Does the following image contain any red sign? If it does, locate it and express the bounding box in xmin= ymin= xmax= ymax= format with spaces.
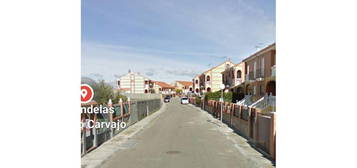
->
xmin=81 ymin=84 xmax=94 ymax=103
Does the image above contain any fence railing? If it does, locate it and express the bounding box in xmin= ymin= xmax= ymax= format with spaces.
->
xmin=189 ymin=97 xmax=276 ymax=160
xmin=81 ymin=98 xmax=162 ymax=156
xmin=247 ymin=69 xmax=264 ymax=81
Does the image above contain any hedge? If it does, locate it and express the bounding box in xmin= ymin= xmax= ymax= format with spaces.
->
xmin=204 ymin=91 xmax=233 ymax=103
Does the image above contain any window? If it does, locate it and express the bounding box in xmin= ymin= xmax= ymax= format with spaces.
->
xmin=195 ymin=79 xmax=198 ymax=84
xmin=254 ymin=61 xmax=257 ymax=79
xmin=271 ymin=50 xmax=276 ymax=66
xmin=237 ymin=70 xmax=242 ymax=78
xmin=260 ymin=85 xmax=264 ymax=96
xmin=246 ymin=65 xmax=250 ymax=80
xmin=206 ymin=75 xmax=210 ymax=81
xmin=261 ymin=57 xmax=265 ymax=77
xmin=253 ymin=86 xmax=256 ymax=95
xmin=117 ymin=80 xmax=120 ymax=86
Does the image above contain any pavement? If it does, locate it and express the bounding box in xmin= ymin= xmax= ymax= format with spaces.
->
xmin=83 ymin=98 xmax=275 ymax=168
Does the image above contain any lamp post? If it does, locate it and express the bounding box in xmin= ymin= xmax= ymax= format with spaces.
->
xmin=200 ymin=85 xmax=205 ymax=108
xmin=219 ymin=84 xmax=230 ymax=121
xmin=220 ymin=84 xmax=225 ymax=121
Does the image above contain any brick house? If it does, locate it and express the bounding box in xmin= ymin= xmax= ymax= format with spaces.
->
xmin=242 ymin=43 xmax=276 ymax=100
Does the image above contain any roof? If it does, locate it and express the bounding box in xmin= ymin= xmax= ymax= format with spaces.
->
xmin=202 ymin=60 xmax=234 ymax=74
xmin=154 ymin=81 xmax=175 ymax=89
xmin=192 ymin=60 xmax=235 ymax=80
xmin=242 ymin=43 xmax=276 ymax=62
xmin=176 ymin=81 xmax=193 ymax=87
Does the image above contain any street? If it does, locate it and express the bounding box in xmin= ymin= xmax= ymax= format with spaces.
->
xmin=101 ymin=98 xmax=274 ymax=168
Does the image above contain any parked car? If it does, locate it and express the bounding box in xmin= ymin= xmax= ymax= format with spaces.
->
xmin=164 ymin=95 xmax=171 ymax=103
xmin=181 ymin=97 xmax=189 ymax=104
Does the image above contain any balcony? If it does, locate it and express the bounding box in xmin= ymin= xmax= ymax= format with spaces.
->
xmin=246 ymin=69 xmax=265 ymax=81
xmin=256 ymin=69 xmax=264 ymax=81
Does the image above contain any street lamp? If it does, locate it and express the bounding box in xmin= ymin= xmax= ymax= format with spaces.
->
xmin=219 ymin=84 xmax=230 ymax=121
xmin=220 ymin=84 xmax=225 ymax=121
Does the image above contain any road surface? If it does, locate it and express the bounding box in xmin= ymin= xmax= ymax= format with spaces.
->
xmin=101 ymin=98 xmax=274 ymax=168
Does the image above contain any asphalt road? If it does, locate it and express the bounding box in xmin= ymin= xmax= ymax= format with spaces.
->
xmin=101 ymin=98 xmax=274 ymax=168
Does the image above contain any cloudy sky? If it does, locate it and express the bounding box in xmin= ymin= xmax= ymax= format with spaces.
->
xmin=82 ymin=0 xmax=275 ymax=84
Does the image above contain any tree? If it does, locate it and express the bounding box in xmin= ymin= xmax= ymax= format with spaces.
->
xmin=81 ymin=77 xmax=127 ymax=105
xmin=92 ymin=80 xmax=114 ymax=104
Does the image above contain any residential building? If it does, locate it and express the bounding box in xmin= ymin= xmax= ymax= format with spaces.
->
xmin=153 ymin=81 xmax=175 ymax=95
xmin=192 ymin=75 xmax=200 ymax=95
xmin=221 ymin=62 xmax=246 ymax=101
xmin=116 ymin=70 xmax=154 ymax=94
xmin=196 ymin=60 xmax=235 ymax=94
xmin=242 ymin=43 xmax=276 ymax=100
xmin=174 ymin=81 xmax=193 ymax=95
xmin=221 ymin=62 xmax=246 ymax=89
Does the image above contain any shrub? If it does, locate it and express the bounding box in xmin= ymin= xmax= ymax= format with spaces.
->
xmin=204 ymin=91 xmax=233 ymax=103
xmin=195 ymin=96 xmax=201 ymax=105
xmin=175 ymin=89 xmax=183 ymax=94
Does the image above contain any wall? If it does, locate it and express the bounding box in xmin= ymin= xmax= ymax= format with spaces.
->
xmin=189 ymin=97 xmax=276 ymax=160
xmin=122 ymin=93 xmax=161 ymax=100
xmin=81 ymin=98 xmax=162 ymax=156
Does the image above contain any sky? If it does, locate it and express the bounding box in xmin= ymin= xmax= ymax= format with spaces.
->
xmin=82 ymin=0 xmax=275 ymax=85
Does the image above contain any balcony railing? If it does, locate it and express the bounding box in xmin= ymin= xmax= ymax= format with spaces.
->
xmin=236 ymin=78 xmax=242 ymax=85
xmin=246 ymin=69 xmax=265 ymax=81
xmin=271 ymin=65 xmax=276 ymax=77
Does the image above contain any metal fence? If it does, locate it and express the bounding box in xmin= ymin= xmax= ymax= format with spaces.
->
xmin=81 ymin=98 xmax=162 ymax=156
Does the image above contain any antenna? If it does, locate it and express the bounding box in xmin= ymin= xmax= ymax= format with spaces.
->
xmin=255 ymin=43 xmax=264 ymax=51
